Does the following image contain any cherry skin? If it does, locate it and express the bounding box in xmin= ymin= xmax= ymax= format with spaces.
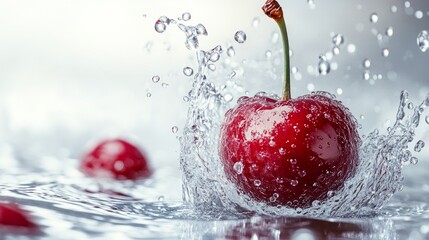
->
xmin=219 ymin=93 xmax=360 ymax=208
xmin=80 ymin=139 xmax=151 ymax=180
xmin=0 ymin=203 xmax=37 ymax=228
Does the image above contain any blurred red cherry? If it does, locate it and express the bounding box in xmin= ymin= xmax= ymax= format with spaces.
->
xmin=0 ymin=203 xmax=37 ymax=228
xmin=80 ymin=139 xmax=151 ymax=180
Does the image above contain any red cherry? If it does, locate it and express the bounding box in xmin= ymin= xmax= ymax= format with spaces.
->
xmin=219 ymin=94 xmax=359 ymax=208
xmin=218 ymin=0 xmax=360 ymax=208
xmin=80 ymin=139 xmax=151 ymax=180
xmin=0 ymin=203 xmax=37 ymax=228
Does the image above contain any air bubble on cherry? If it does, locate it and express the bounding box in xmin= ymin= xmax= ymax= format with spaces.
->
xmin=254 ymin=180 xmax=262 ymax=187
xmin=234 ymin=31 xmax=247 ymax=43
xmin=290 ymin=180 xmax=299 ymax=187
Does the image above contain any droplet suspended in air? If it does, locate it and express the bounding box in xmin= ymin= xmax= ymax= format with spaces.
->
xmin=172 ymin=126 xmax=179 ymax=133
xmin=332 ymin=33 xmax=344 ymax=46
xmin=154 ymin=20 xmax=167 ymax=33
xmin=234 ymin=31 xmax=247 ymax=43
xmin=252 ymin=17 xmax=260 ymax=28
xmin=382 ymin=48 xmax=390 ymax=57
xmin=332 ymin=46 xmax=340 ymax=55
xmin=386 ymin=27 xmax=394 ymax=37
xmin=152 ymin=75 xmax=160 ymax=83
xmin=414 ymin=140 xmax=425 ymax=152
xmin=181 ymin=12 xmax=191 ymax=21
xmin=415 ymin=11 xmax=424 ymax=19
xmin=417 ymin=30 xmax=429 ymax=52
xmin=363 ymin=58 xmax=371 ymax=68
xmin=318 ymin=58 xmax=331 ymax=75
xmin=183 ymin=67 xmax=194 ymax=76
xmin=227 ymin=46 xmax=235 ymax=57
xmin=196 ymin=24 xmax=208 ymax=35
xmin=347 ymin=44 xmax=356 ymax=53
xmin=223 ymin=93 xmax=234 ymax=102
xmin=363 ymin=70 xmax=370 ymax=80
xmin=370 ymin=13 xmax=379 ymax=23
xmin=307 ymin=0 xmax=316 ymax=9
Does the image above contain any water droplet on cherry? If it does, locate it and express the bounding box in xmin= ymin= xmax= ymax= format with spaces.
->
xmin=233 ymin=162 xmax=244 ymax=174
xmin=290 ymin=180 xmax=299 ymax=187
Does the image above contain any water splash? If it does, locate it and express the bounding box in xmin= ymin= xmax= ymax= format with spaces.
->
xmin=156 ymin=14 xmax=429 ymax=217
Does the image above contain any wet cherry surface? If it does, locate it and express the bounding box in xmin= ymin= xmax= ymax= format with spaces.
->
xmin=219 ymin=93 xmax=360 ymax=208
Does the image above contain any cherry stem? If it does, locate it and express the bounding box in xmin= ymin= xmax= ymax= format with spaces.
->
xmin=262 ymin=0 xmax=291 ymax=101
